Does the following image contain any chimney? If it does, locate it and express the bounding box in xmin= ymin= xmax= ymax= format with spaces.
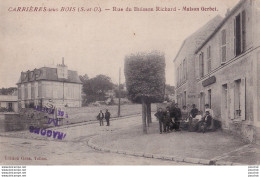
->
xmin=62 ymin=57 xmax=64 ymax=66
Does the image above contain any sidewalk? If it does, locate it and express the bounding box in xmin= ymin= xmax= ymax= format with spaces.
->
xmin=89 ymin=115 xmax=259 ymax=165
xmin=0 ymin=114 xmax=259 ymax=165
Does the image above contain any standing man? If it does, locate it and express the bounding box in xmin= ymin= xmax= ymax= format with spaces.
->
xmin=173 ymin=103 xmax=182 ymax=131
xmin=164 ymin=107 xmax=171 ymax=133
xmin=105 ymin=109 xmax=111 ymax=126
xmin=154 ymin=108 xmax=165 ymax=134
xmin=97 ymin=110 xmax=104 ymax=126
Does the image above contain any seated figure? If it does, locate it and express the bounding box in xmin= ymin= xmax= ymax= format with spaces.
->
xmin=198 ymin=111 xmax=212 ymax=133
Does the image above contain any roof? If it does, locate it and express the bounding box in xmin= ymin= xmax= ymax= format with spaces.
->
xmin=195 ymin=0 xmax=245 ymax=54
xmin=173 ymin=15 xmax=223 ymax=62
xmin=17 ymin=67 xmax=82 ymax=84
xmin=0 ymin=95 xmax=18 ymax=102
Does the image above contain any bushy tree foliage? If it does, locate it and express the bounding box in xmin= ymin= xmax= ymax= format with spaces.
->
xmin=0 ymin=87 xmax=17 ymax=95
xmin=125 ymin=52 xmax=165 ymax=103
xmin=124 ymin=51 xmax=166 ymax=133
xmin=81 ymin=74 xmax=113 ymax=104
xmin=79 ymin=74 xmax=89 ymax=83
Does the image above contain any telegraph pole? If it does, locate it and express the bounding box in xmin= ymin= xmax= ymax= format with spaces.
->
xmin=118 ymin=68 xmax=121 ymax=117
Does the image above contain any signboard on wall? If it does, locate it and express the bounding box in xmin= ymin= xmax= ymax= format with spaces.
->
xmin=202 ymin=76 xmax=216 ymax=87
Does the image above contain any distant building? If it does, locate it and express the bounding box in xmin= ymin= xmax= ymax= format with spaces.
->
xmin=0 ymin=95 xmax=18 ymax=112
xmin=173 ymin=15 xmax=223 ymax=109
xmin=17 ymin=59 xmax=82 ymax=108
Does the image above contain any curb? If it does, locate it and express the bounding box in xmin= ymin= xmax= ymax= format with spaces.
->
xmin=87 ymin=136 xmax=242 ymax=165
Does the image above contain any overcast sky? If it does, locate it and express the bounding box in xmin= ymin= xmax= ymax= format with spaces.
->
xmin=0 ymin=0 xmax=240 ymax=88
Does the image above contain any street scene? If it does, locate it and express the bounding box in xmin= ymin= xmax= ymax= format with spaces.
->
xmin=0 ymin=0 xmax=260 ymax=167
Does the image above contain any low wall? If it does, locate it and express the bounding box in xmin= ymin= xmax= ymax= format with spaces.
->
xmin=0 ymin=108 xmax=64 ymax=132
xmin=223 ymin=121 xmax=257 ymax=143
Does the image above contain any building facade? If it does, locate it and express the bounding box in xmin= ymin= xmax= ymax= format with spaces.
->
xmin=174 ymin=0 xmax=260 ymax=143
xmin=17 ymin=60 xmax=82 ymax=108
xmin=0 ymin=95 xmax=18 ymax=112
xmin=174 ymin=15 xmax=223 ymax=109
xmin=194 ymin=0 xmax=260 ymax=143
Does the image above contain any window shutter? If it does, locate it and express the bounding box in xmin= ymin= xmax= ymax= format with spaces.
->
xmin=242 ymin=10 xmax=246 ymax=52
xmin=227 ymin=84 xmax=230 ymax=119
xmin=234 ymin=18 xmax=236 ymax=56
xmin=240 ymin=78 xmax=246 ymax=120
xmin=229 ymin=83 xmax=235 ymax=120
xmin=195 ymin=55 xmax=200 ymax=79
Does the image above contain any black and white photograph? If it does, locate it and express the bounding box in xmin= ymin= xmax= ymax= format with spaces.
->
xmin=0 ymin=0 xmax=259 ymax=176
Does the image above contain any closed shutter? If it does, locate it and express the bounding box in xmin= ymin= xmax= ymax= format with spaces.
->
xmin=229 ymin=82 xmax=235 ymax=120
xmin=234 ymin=18 xmax=236 ymax=56
xmin=242 ymin=10 xmax=246 ymax=52
xmin=195 ymin=55 xmax=200 ymax=79
xmin=226 ymin=84 xmax=230 ymax=119
xmin=240 ymin=78 xmax=246 ymax=120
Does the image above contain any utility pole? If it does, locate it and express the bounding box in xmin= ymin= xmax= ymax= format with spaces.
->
xmin=118 ymin=68 xmax=121 ymax=117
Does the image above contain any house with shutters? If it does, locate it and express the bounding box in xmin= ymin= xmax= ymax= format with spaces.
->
xmin=17 ymin=59 xmax=82 ymax=108
xmin=174 ymin=15 xmax=223 ymax=109
xmin=194 ymin=0 xmax=260 ymax=143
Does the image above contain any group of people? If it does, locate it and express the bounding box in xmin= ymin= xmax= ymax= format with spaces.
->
xmin=97 ymin=109 xmax=111 ymax=126
xmin=155 ymin=103 xmax=214 ymax=134
xmin=154 ymin=103 xmax=182 ymax=134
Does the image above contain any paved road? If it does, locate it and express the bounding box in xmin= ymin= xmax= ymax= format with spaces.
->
xmin=0 ymin=117 xmax=190 ymax=165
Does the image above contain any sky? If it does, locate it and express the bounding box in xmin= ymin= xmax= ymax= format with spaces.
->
xmin=0 ymin=0 xmax=240 ymax=88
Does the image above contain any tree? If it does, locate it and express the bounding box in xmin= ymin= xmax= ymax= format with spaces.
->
xmin=82 ymin=74 xmax=114 ymax=104
xmin=165 ymin=84 xmax=175 ymax=102
xmin=113 ymin=83 xmax=128 ymax=98
xmin=165 ymin=84 xmax=175 ymax=95
xmin=124 ymin=51 xmax=166 ymax=133
xmin=79 ymin=74 xmax=89 ymax=83
xmin=0 ymin=87 xmax=17 ymax=95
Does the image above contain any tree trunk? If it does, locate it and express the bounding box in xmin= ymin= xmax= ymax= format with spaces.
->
xmin=147 ymin=103 xmax=150 ymax=127
xmin=142 ymin=98 xmax=147 ymax=133
xmin=147 ymin=102 xmax=152 ymax=124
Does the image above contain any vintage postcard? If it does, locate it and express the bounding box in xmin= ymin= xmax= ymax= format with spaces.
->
xmin=0 ymin=0 xmax=259 ymax=169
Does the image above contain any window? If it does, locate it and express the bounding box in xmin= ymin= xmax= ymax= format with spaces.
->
xmin=222 ymin=84 xmax=228 ymax=109
xmin=18 ymin=85 xmax=21 ymax=99
xmin=234 ymin=10 xmax=246 ymax=56
xmin=31 ymin=83 xmax=35 ymax=99
xmin=234 ymin=79 xmax=241 ymax=117
xmin=221 ymin=29 xmax=227 ymax=63
xmin=24 ymin=84 xmax=28 ymax=99
xmin=8 ymin=103 xmax=13 ymax=111
xmin=180 ymin=63 xmax=182 ymax=83
xmin=200 ymin=92 xmax=205 ymax=112
xmin=38 ymin=82 xmax=42 ymax=98
xmin=208 ymin=89 xmax=212 ymax=108
xmin=183 ymin=91 xmax=187 ymax=106
xmin=207 ymin=46 xmax=211 ymax=73
xmin=183 ymin=59 xmax=187 ymax=81
xmin=199 ymin=52 xmax=204 ymax=77
xmin=177 ymin=67 xmax=179 ymax=86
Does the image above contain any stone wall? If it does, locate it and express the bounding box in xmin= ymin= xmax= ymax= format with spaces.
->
xmin=1 ymin=108 xmax=65 ymax=132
